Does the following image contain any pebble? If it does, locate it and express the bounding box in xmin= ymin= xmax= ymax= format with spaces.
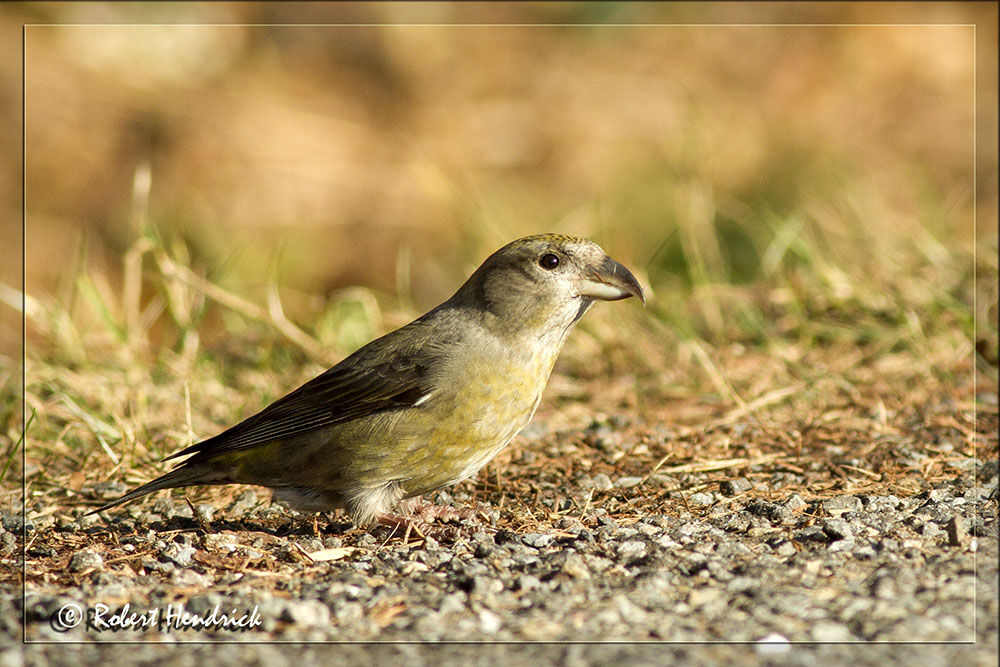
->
xmin=161 ymin=543 xmax=196 ymax=568
xmin=810 ymin=621 xmax=853 ymax=641
xmin=591 ymin=474 xmax=614 ymax=491
xmin=614 ymin=476 xmax=644 ymax=489
xmin=521 ymin=533 xmax=554 ymax=549
xmin=783 ymin=494 xmax=807 ymax=512
xmin=69 ymin=550 xmax=103 ymax=572
xmin=560 ymin=553 xmax=591 ymax=579
xmin=747 ymin=500 xmax=785 ymax=521
xmin=203 ymin=534 xmax=239 ymax=552
xmin=822 ymin=496 xmax=863 ymax=515
xmin=616 ymin=540 xmax=647 ymax=561
xmin=281 ymin=600 xmax=331 ymax=627
xmin=946 ymin=516 xmax=967 ymax=547
xmin=478 ymin=609 xmax=503 ymax=634
xmin=19 ymin=478 xmax=993 ymax=648
xmin=721 ymin=478 xmax=753 ymax=496
xmin=823 ymin=519 xmax=853 ymax=541
xmin=688 ymin=492 xmax=714 ymax=506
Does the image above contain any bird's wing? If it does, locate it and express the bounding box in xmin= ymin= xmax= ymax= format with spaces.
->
xmin=166 ymin=325 xmax=443 ymax=464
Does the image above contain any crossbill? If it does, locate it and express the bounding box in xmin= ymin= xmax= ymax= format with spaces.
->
xmin=90 ymin=234 xmax=644 ymax=525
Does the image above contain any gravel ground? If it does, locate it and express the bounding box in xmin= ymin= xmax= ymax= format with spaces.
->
xmin=2 ymin=642 xmax=999 ymax=667
xmin=7 ymin=456 xmax=996 ymax=662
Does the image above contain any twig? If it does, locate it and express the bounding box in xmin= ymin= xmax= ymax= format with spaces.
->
xmin=839 ymin=464 xmax=882 ymax=480
xmin=185 ymin=497 xmax=212 ymax=533
xmin=718 ymin=386 xmax=800 ymax=425
xmin=638 ymin=452 xmax=673 ymax=487
xmin=659 ymin=453 xmax=786 ymax=475
xmin=290 ymin=541 xmax=316 ymax=565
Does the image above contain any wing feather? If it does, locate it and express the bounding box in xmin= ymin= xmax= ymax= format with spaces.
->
xmin=166 ymin=324 xmax=444 ymax=464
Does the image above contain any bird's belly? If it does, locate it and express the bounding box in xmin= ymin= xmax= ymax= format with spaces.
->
xmin=398 ymin=351 xmax=553 ymax=496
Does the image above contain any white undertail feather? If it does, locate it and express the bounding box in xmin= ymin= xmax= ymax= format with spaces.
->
xmin=347 ymin=480 xmax=406 ymax=525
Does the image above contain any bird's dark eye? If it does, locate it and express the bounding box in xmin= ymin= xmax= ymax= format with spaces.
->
xmin=539 ymin=253 xmax=560 ymax=270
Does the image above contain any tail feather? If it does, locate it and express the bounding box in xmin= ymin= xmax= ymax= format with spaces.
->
xmin=86 ymin=464 xmax=229 ymax=515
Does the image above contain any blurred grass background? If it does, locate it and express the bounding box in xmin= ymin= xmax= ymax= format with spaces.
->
xmin=1 ymin=3 xmax=996 ymax=492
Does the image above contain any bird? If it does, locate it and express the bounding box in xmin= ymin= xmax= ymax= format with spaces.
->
xmin=89 ymin=234 xmax=644 ymax=525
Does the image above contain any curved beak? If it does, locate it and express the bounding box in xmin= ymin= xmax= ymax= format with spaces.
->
xmin=578 ymin=255 xmax=646 ymax=305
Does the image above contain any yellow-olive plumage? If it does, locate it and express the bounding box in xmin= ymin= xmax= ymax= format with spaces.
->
xmin=91 ymin=234 xmax=644 ymax=524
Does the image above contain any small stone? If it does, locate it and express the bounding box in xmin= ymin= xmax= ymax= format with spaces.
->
xmin=515 ymin=574 xmax=541 ymax=592
xmin=726 ymin=577 xmax=756 ymax=593
xmin=161 ymin=543 xmax=196 ymax=568
xmin=853 ymin=544 xmax=877 ymax=560
xmin=591 ymin=474 xmax=614 ymax=491
xmin=170 ymin=568 xmax=211 ymax=587
xmin=688 ymin=492 xmax=714 ymax=506
xmin=0 ymin=531 xmax=16 ymax=557
xmin=560 ymin=553 xmax=591 ymax=579
xmin=69 ymin=550 xmax=103 ymax=572
xmin=870 ymin=575 xmax=895 ymax=598
xmin=203 ymin=534 xmax=238 ymax=552
xmin=226 ymin=490 xmax=258 ymax=516
xmin=773 ymin=540 xmax=797 ymax=557
xmin=795 ymin=526 xmax=829 ymax=543
xmin=823 ymin=519 xmax=853 ymax=541
xmin=946 ymin=516 xmax=967 ymax=547
xmin=90 ymin=480 xmax=128 ymax=499
xmin=478 ymin=609 xmax=502 ymax=634
xmin=878 ymin=538 xmax=900 ymax=552
xmin=522 ymin=533 xmax=554 ymax=549
xmin=518 ymin=421 xmax=548 ymax=440
xmin=783 ymin=494 xmax=807 ymax=512
xmin=721 ymin=478 xmax=752 ymax=496
xmin=747 ymin=500 xmax=784 ymax=521
xmin=921 ymin=522 xmax=941 ymax=538
xmin=828 ymin=539 xmax=856 ymax=553
xmin=557 ymin=517 xmax=585 ymax=534
xmin=688 ymin=587 xmax=724 ymax=607
xmin=614 ymin=476 xmax=644 ymax=489
xmin=195 ymin=504 xmax=215 ymax=523
xmin=822 ymin=496 xmax=862 ymax=515
xmin=722 ymin=513 xmax=752 ymax=532
xmin=152 ymin=498 xmax=177 ymax=516
xmin=616 ymin=540 xmax=647 ymax=561
xmin=810 ymin=621 xmax=852 ymax=641
xmin=583 ymin=554 xmax=613 ymax=573
xmin=282 ymin=600 xmax=331 ymax=627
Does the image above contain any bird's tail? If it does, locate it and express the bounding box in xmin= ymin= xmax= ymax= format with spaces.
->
xmin=86 ymin=464 xmax=230 ymax=516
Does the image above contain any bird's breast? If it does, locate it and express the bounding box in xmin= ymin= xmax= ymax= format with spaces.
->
xmin=397 ymin=337 xmax=561 ymax=495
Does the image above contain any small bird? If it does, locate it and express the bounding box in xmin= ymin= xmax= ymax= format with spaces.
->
xmin=90 ymin=234 xmax=644 ymax=525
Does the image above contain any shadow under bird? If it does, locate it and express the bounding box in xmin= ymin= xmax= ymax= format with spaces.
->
xmin=90 ymin=234 xmax=645 ymax=525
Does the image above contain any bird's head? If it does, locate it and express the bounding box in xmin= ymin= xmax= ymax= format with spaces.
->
xmin=452 ymin=234 xmax=645 ymax=337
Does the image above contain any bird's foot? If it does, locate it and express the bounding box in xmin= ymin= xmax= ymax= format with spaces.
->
xmin=377 ymin=513 xmax=456 ymax=543
xmin=377 ymin=502 xmax=486 ymax=543
xmin=411 ymin=502 xmax=479 ymax=525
